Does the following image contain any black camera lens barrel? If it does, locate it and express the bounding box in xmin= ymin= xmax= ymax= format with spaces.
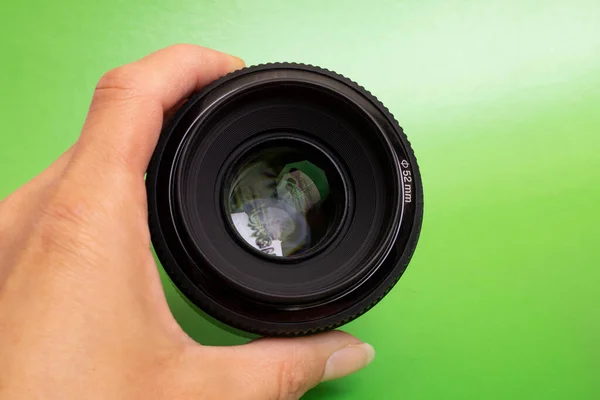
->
xmin=147 ymin=63 xmax=423 ymax=336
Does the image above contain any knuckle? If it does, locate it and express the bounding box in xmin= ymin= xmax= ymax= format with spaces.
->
xmin=35 ymin=192 xmax=101 ymax=256
xmin=275 ymin=349 xmax=308 ymax=400
xmin=42 ymin=193 xmax=92 ymax=229
xmin=94 ymin=65 xmax=144 ymax=101
xmin=166 ymin=43 xmax=196 ymax=55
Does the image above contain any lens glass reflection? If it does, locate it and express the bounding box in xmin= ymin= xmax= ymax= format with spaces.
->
xmin=225 ymin=144 xmax=338 ymax=258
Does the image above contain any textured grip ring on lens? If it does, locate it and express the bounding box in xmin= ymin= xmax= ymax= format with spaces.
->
xmin=147 ymin=63 xmax=423 ymax=336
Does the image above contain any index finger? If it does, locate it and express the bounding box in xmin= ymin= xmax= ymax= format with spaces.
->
xmin=70 ymin=44 xmax=245 ymax=182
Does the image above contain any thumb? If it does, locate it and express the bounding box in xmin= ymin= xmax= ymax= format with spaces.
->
xmin=205 ymin=330 xmax=375 ymax=400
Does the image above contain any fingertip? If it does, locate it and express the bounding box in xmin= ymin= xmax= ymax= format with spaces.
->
xmin=228 ymin=55 xmax=246 ymax=71
xmin=321 ymin=342 xmax=376 ymax=382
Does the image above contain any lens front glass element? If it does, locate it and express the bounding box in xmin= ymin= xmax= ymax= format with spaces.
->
xmin=224 ymin=140 xmax=343 ymax=258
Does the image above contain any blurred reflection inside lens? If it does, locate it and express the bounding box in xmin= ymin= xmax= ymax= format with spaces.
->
xmin=225 ymin=144 xmax=338 ymax=258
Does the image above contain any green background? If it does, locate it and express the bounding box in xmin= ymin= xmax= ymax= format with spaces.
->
xmin=2 ymin=0 xmax=599 ymax=398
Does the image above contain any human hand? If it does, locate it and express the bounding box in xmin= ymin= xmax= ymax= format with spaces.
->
xmin=0 ymin=45 xmax=375 ymax=400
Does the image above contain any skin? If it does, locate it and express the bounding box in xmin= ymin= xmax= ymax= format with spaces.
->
xmin=0 ymin=45 xmax=374 ymax=400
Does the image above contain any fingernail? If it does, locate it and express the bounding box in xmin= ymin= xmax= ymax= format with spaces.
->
xmin=321 ymin=343 xmax=375 ymax=382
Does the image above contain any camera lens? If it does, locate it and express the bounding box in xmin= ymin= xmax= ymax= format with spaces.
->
xmin=147 ymin=63 xmax=423 ymax=336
